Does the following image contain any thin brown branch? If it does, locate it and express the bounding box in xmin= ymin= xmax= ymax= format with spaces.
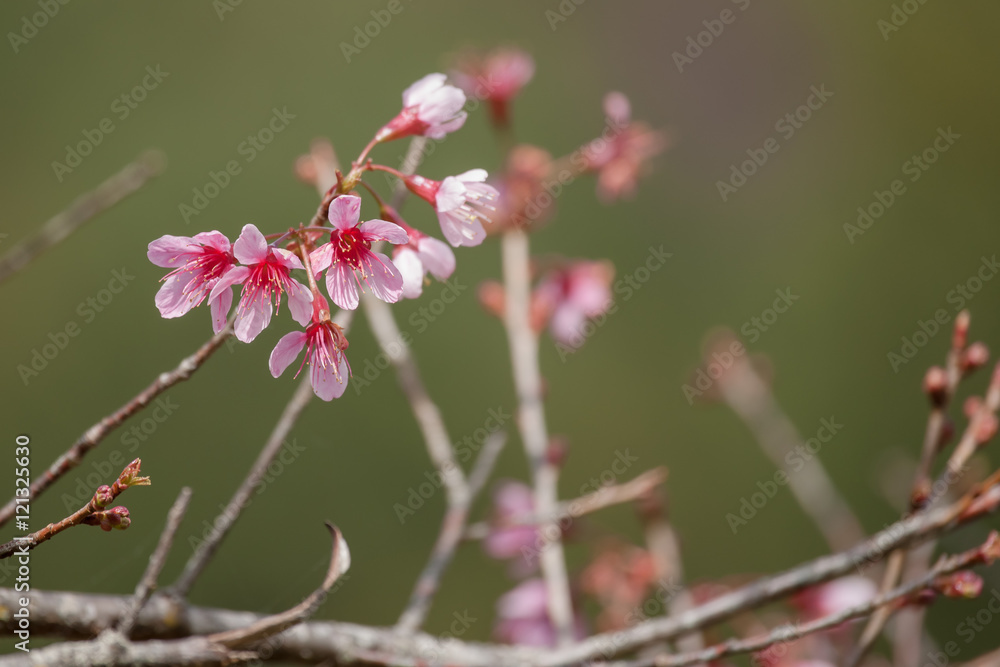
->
xmin=501 ymin=226 xmax=575 ymax=645
xmin=117 ymin=487 xmax=192 ymax=637
xmin=0 ymin=324 xmax=233 ymax=529
xmin=465 ymin=468 xmax=668 ymax=539
xmin=0 ymin=150 xmax=165 ymax=285
xmin=0 ymin=458 xmax=149 ymax=558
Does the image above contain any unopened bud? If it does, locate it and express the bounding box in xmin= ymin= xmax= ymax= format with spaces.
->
xmin=92 ymin=485 xmax=114 ymax=509
xmin=936 ymin=571 xmax=983 ymax=598
xmin=117 ymin=459 xmax=151 ymax=490
xmin=478 ymin=281 xmax=506 ymax=320
xmin=923 ymin=366 xmax=949 ymax=406
xmin=975 ymin=414 xmax=998 ymax=447
xmin=294 ymin=155 xmax=318 ymax=186
xmin=546 ymin=436 xmax=569 ymax=467
xmin=961 ymin=342 xmax=989 ymax=374
xmin=85 ymin=506 xmax=131 ymax=532
xmin=952 ymin=311 xmax=970 ymax=352
xmin=979 ymin=531 xmax=1000 ymax=564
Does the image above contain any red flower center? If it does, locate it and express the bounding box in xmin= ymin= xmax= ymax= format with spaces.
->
xmin=333 ymin=227 xmax=372 ymax=270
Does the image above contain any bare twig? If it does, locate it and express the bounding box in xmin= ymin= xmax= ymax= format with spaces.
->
xmin=0 ymin=324 xmax=232 ymax=529
xmin=117 ymin=487 xmax=192 ymax=637
xmin=0 ymin=459 xmax=149 ymax=558
xmin=501 ymin=226 xmax=575 ymax=645
xmin=713 ymin=341 xmax=865 ymax=552
xmin=464 ymin=468 xmax=668 ymax=539
xmin=0 ymin=151 xmax=165 ymax=285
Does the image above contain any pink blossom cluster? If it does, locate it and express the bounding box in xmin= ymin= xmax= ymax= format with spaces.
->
xmin=148 ymin=71 xmax=501 ymax=400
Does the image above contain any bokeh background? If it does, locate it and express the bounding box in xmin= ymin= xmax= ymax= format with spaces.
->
xmin=2 ymin=0 xmax=999 ymax=662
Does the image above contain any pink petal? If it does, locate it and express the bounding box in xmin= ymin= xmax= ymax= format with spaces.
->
xmin=209 ymin=285 xmax=233 ymax=334
xmin=395 ymin=248 xmax=425 ymax=299
xmin=438 ymin=209 xmax=485 ymax=248
xmin=233 ymin=224 xmax=269 ymax=265
xmin=191 ymin=231 xmax=231 ymax=254
xmin=417 ymin=237 xmax=456 ymax=280
xmin=365 ymin=252 xmax=404 ymax=304
xmin=403 ymin=73 xmax=447 ymax=106
xmin=310 ymin=243 xmax=334 ymax=273
xmin=209 ymin=266 xmax=249 ymax=303
xmin=310 ymin=354 xmax=350 ymax=401
xmin=147 ymin=235 xmax=196 ymax=267
xmin=426 ymin=112 xmax=467 ymax=139
xmin=603 ymin=91 xmax=632 ymax=126
xmin=269 ymin=331 xmax=308 ymax=377
xmin=359 ymin=219 xmax=409 ymax=245
xmin=436 ymin=177 xmax=468 ymax=212
xmin=234 ymin=295 xmax=273 ymax=343
xmin=272 ymin=247 xmax=305 ymax=271
xmin=327 ymin=261 xmax=360 ymax=310
xmin=327 ymin=195 xmax=362 ymax=231
xmin=456 ymin=168 xmax=488 ymax=183
xmin=550 ymin=305 xmax=586 ymax=346
xmin=154 ymin=274 xmax=197 ymax=318
xmin=287 ymin=280 xmax=314 ymax=326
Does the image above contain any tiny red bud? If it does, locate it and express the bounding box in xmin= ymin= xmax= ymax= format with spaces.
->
xmin=117 ymin=458 xmax=151 ymax=489
xmin=964 ymin=396 xmax=984 ymax=419
xmin=478 ymin=281 xmax=506 ymax=320
xmin=936 ymin=571 xmax=983 ymax=598
xmin=546 ymin=437 xmax=569 ymax=467
xmin=92 ymin=485 xmax=114 ymax=509
xmin=975 ymin=414 xmax=999 ymax=447
xmin=923 ymin=366 xmax=949 ymax=406
xmin=105 ymin=506 xmax=131 ymax=531
xmin=294 ymin=155 xmax=318 ymax=186
xmin=952 ymin=310 xmax=970 ymax=351
xmin=961 ymin=342 xmax=990 ymax=374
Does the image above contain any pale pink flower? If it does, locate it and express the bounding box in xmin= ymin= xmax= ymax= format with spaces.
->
xmin=796 ymin=576 xmax=876 ymax=619
xmin=405 ymin=170 xmax=499 ymax=247
xmin=393 ymin=226 xmax=455 ymax=299
xmin=376 ymin=73 xmax=467 ymax=142
xmin=534 ymin=260 xmax=615 ymax=346
xmin=209 ymin=224 xmax=312 ymax=343
xmin=147 ymin=231 xmax=239 ymax=334
xmin=310 ymin=195 xmax=408 ymax=311
xmin=581 ymin=92 xmax=669 ymax=203
xmin=483 ymin=481 xmax=538 ymax=563
xmin=450 ymin=48 xmax=535 ymax=127
xmin=269 ymin=295 xmax=351 ymax=401
xmin=494 ymin=579 xmax=586 ymax=647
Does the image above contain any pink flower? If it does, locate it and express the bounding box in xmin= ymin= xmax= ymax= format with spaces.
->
xmin=483 ymin=481 xmax=538 ymax=563
xmin=581 ymin=92 xmax=669 ymax=203
xmin=534 ymin=260 xmax=615 ymax=347
xmin=269 ymin=295 xmax=351 ymax=401
xmin=376 ymin=73 xmax=467 ymax=142
xmin=405 ymin=170 xmax=499 ymax=247
xmin=310 ymin=195 xmax=408 ymax=310
xmin=795 ymin=576 xmax=876 ymax=619
xmin=147 ymin=231 xmax=239 ymax=334
xmin=393 ymin=227 xmax=456 ymax=300
xmin=210 ymin=224 xmax=313 ymax=343
xmin=450 ymin=48 xmax=535 ymax=127
xmin=494 ymin=579 xmax=586 ymax=648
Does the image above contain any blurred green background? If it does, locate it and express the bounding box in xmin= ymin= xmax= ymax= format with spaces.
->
xmin=2 ymin=0 xmax=999 ymax=662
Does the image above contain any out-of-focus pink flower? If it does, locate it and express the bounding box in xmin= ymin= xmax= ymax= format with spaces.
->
xmin=483 ymin=481 xmax=538 ymax=563
xmin=579 ymin=540 xmax=658 ymax=631
xmin=494 ymin=579 xmax=586 ymax=647
xmin=534 ymin=260 xmax=615 ymax=347
xmin=310 ymin=195 xmax=408 ymax=310
xmin=147 ymin=231 xmax=239 ymax=334
xmin=450 ymin=48 xmax=535 ymax=127
xmin=580 ymin=92 xmax=669 ymax=203
xmin=376 ymin=73 xmax=468 ymax=142
xmin=392 ymin=227 xmax=456 ymax=299
xmin=405 ymin=170 xmax=499 ymax=247
xmin=488 ymin=145 xmax=555 ymax=232
xmin=795 ymin=576 xmax=876 ymax=619
xmin=209 ymin=224 xmax=313 ymax=343
xmin=269 ymin=294 xmax=351 ymax=401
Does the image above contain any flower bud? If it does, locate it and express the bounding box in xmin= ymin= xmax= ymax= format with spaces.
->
xmin=936 ymin=571 xmax=983 ymax=598
xmin=961 ymin=342 xmax=989 ymax=374
xmin=117 ymin=458 xmax=151 ymax=489
xmin=923 ymin=366 xmax=948 ymax=406
xmin=92 ymin=485 xmax=114 ymax=509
